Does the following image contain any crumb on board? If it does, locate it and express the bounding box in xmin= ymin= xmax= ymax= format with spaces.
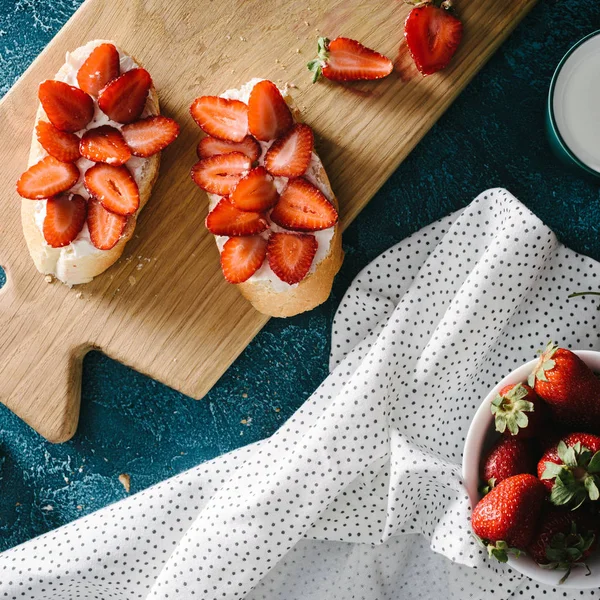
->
xmin=128 ymin=276 xmax=136 ymax=286
xmin=75 ymin=292 xmax=83 ymax=299
xmin=44 ymin=274 xmax=54 ymax=284
xmin=118 ymin=473 xmax=131 ymax=494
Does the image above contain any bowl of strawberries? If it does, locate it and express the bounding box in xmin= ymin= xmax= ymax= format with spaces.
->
xmin=463 ymin=343 xmax=600 ymax=588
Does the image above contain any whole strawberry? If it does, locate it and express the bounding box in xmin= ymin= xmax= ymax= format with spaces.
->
xmin=527 ymin=508 xmax=596 ymax=583
xmin=538 ymin=432 xmax=600 ymax=508
xmin=481 ymin=437 xmax=535 ymax=493
xmin=471 ymin=474 xmax=547 ymax=562
xmin=491 ymin=383 xmax=545 ymax=439
xmin=528 ymin=342 xmax=600 ymax=433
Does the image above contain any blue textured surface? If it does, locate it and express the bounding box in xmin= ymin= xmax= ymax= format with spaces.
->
xmin=1 ymin=0 xmax=600 ymax=553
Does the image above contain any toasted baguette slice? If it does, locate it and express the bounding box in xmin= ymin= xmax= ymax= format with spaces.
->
xmin=21 ymin=39 xmax=160 ymax=286
xmin=209 ymin=80 xmax=343 ymax=318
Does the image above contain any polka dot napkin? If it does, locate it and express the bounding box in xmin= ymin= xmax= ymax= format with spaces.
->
xmin=2 ymin=189 xmax=599 ymax=600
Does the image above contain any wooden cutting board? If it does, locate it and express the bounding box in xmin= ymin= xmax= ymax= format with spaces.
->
xmin=0 ymin=0 xmax=537 ymax=442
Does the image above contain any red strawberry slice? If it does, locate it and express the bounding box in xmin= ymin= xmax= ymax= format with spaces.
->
xmin=248 ymin=80 xmax=293 ymax=141
xmin=84 ymin=163 xmax=139 ymax=216
xmin=87 ymin=196 xmax=128 ymax=250
xmin=190 ymin=96 xmax=249 ymax=142
xmin=220 ymin=236 xmax=267 ymax=283
xmin=307 ymin=37 xmax=393 ymax=82
xmin=42 ymin=194 xmax=87 ymax=248
xmin=38 ymin=80 xmax=94 ymax=133
xmin=197 ymin=135 xmax=261 ymax=162
xmin=267 ymin=232 xmax=317 ymax=285
xmin=205 ymin=198 xmax=269 ymax=237
xmin=231 ymin=167 xmax=279 ymax=212
xmin=404 ymin=4 xmax=463 ymax=76
xmin=16 ymin=156 xmax=79 ymax=200
xmin=121 ymin=115 xmax=180 ymax=157
xmin=77 ymin=42 xmax=120 ymax=96
xmin=270 ymin=178 xmax=338 ymax=232
xmin=190 ymin=152 xmax=252 ymax=195
xmin=35 ymin=120 xmax=80 ymax=163
xmin=264 ymin=123 xmax=313 ymax=177
xmin=80 ymin=125 xmax=132 ymax=165
xmin=98 ymin=68 xmax=152 ymax=124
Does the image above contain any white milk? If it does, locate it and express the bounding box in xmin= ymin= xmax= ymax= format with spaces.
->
xmin=553 ymin=34 xmax=600 ymax=172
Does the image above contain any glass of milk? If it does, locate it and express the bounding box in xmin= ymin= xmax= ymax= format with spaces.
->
xmin=547 ymin=31 xmax=600 ymax=178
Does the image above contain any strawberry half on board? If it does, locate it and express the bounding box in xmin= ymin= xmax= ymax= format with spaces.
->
xmin=471 ymin=474 xmax=547 ymax=563
xmin=538 ymin=433 xmax=600 ymax=508
xmin=404 ymin=0 xmax=463 ymax=76
xmin=528 ymin=342 xmax=600 ymax=434
xmin=307 ymin=37 xmax=393 ymax=83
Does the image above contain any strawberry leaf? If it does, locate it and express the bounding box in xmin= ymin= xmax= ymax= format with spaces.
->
xmin=588 ymin=451 xmax=600 ymax=474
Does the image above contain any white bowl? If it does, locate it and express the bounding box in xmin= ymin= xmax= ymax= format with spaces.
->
xmin=462 ymin=350 xmax=600 ymax=589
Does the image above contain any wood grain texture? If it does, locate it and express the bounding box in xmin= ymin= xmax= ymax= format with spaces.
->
xmin=0 ymin=0 xmax=537 ymax=442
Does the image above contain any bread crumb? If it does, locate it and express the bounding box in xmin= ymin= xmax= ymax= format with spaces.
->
xmin=136 ymin=263 xmax=144 ymax=270
xmin=77 ymin=505 xmax=82 ymax=510
xmin=44 ymin=274 xmax=54 ymax=284
xmin=287 ymin=82 xmax=297 ymax=88
xmin=41 ymin=505 xmax=53 ymax=511
xmin=242 ymin=392 xmax=248 ymax=398
xmin=226 ymin=34 xmax=231 ymax=40
xmin=275 ymin=407 xmax=281 ymax=413
xmin=295 ymin=48 xmax=300 ymax=53
xmin=75 ymin=292 xmax=83 ymax=299
xmin=304 ymin=20 xmax=310 ymax=26
xmin=15 ymin=502 xmax=20 ymax=507
xmin=128 ymin=276 xmax=136 ymax=286
xmin=240 ymin=36 xmax=246 ymax=41
xmin=118 ymin=473 xmax=131 ymax=493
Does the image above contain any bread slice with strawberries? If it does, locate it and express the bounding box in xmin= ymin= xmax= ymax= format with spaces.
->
xmin=190 ymin=78 xmax=343 ymax=318
xmin=17 ymin=39 xmax=179 ymax=286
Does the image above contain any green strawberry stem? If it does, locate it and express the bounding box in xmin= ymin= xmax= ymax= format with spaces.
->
xmin=528 ymin=341 xmax=558 ymax=387
xmin=569 ymin=291 xmax=600 ymax=309
xmin=542 ymin=442 xmax=600 ymax=508
xmin=472 ymin=534 xmax=522 ymax=563
xmin=490 ymin=383 xmax=534 ymax=436
xmin=307 ymin=37 xmax=330 ymax=84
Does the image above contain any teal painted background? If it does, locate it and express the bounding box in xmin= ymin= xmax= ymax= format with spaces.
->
xmin=0 ymin=0 xmax=599 ymax=552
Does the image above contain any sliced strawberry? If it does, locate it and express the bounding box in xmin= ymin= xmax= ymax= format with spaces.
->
xmin=264 ymin=123 xmax=313 ymax=177
xmin=121 ymin=115 xmax=179 ymax=157
xmin=205 ymin=198 xmax=269 ymax=237
xmin=98 ymin=68 xmax=152 ymax=124
xmin=38 ymin=80 xmax=94 ymax=133
xmin=77 ymin=42 xmax=120 ymax=96
xmin=35 ymin=120 xmax=80 ymax=163
xmin=84 ymin=163 xmax=139 ymax=216
xmin=270 ymin=178 xmax=338 ymax=232
xmin=16 ymin=156 xmax=79 ymax=200
xmin=42 ymin=194 xmax=87 ymax=248
xmin=404 ymin=4 xmax=463 ymax=76
xmin=190 ymin=152 xmax=252 ymax=195
xmin=220 ymin=236 xmax=267 ymax=283
xmin=197 ymin=135 xmax=261 ymax=162
xmin=231 ymin=167 xmax=279 ymax=212
xmin=267 ymin=232 xmax=317 ymax=285
xmin=190 ymin=96 xmax=249 ymax=142
xmin=307 ymin=37 xmax=394 ymax=82
xmin=87 ymin=196 xmax=128 ymax=250
xmin=80 ymin=125 xmax=132 ymax=165
xmin=248 ymin=80 xmax=293 ymax=142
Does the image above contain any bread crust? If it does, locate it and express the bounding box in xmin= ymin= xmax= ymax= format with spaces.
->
xmin=215 ymin=84 xmax=343 ymax=318
xmin=21 ymin=40 xmax=160 ymax=286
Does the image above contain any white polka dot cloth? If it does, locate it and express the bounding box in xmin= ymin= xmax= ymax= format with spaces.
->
xmin=2 ymin=188 xmax=600 ymax=600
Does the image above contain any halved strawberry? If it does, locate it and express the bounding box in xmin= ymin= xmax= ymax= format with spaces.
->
xmin=84 ymin=163 xmax=139 ymax=216
xmin=80 ymin=125 xmax=132 ymax=165
xmin=404 ymin=3 xmax=463 ymax=76
xmin=38 ymin=80 xmax=94 ymax=133
xmin=190 ymin=96 xmax=249 ymax=142
xmin=98 ymin=68 xmax=152 ymax=124
xmin=35 ymin=120 xmax=80 ymax=163
xmin=121 ymin=115 xmax=179 ymax=157
xmin=267 ymin=232 xmax=317 ymax=285
xmin=205 ymin=198 xmax=269 ymax=237
xmin=231 ymin=167 xmax=279 ymax=212
xmin=307 ymin=37 xmax=394 ymax=82
xmin=42 ymin=194 xmax=87 ymax=248
xmin=16 ymin=156 xmax=79 ymax=200
xmin=87 ymin=196 xmax=128 ymax=250
xmin=264 ymin=123 xmax=313 ymax=177
xmin=77 ymin=42 xmax=120 ymax=96
xmin=270 ymin=178 xmax=338 ymax=231
xmin=248 ymin=80 xmax=293 ymax=142
xmin=197 ymin=135 xmax=261 ymax=162
xmin=220 ymin=236 xmax=267 ymax=283
xmin=190 ymin=152 xmax=252 ymax=195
